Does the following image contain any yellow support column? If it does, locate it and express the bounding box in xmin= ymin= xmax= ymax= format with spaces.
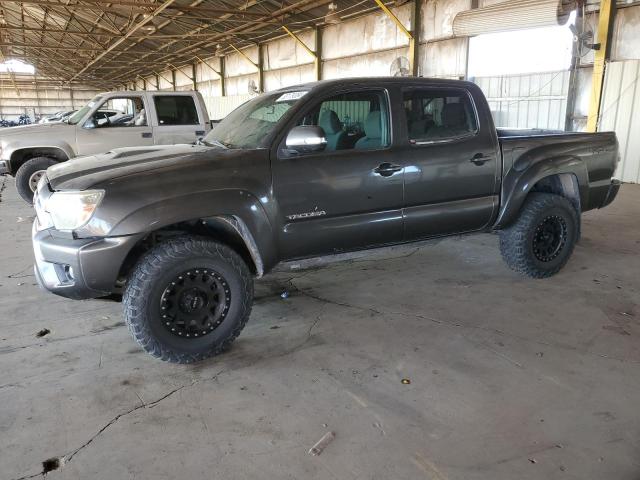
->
xmin=230 ymin=44 xmax=262 ymax=93
xmin=282 ymin=26 xmax=320 ymax=81
xmin=374 ymin=0 xmax=415 ymax=75
xmin=586 ymin=0 xmax=615 ymax=132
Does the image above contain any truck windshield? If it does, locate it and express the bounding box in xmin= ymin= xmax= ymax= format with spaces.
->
xmin=67 ymin=96 xmax=103 ymax=125
xmin=203 ymin=91 xmax=308 ymax=149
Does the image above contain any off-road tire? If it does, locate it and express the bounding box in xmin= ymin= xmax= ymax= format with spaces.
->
xmin=123 ymin=236 xmax=253 ymax=363
xmin=15 ymin=157 xmax=57 ymax=204
xmin=499 ymin=193 xmax=578 ymax=279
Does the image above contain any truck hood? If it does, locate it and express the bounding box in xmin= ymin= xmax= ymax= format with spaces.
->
xmin=46 ymin=144 xmax=239 ymax=190
xmin=0 ymin=122 xmax=72 ymax=137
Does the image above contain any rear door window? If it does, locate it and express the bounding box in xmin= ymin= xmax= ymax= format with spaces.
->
xmin=403 ymin=89 xmax=478 ymax=143
xmin=153 ymin=95 xmax=199 ymax=125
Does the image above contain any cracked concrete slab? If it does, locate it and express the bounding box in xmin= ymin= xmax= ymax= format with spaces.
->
xmin=1 ymin=177 xmax=639 ymax=480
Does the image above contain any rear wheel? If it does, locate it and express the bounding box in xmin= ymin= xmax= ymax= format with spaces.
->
xmin=499 ymin=193 xmax=578 ymax=278
xmin=123 ymin=236 xmax=253 ymax=363
xmin=15 ymin=156 xmax=57 ymax=204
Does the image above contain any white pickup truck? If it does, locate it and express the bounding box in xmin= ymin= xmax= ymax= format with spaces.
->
xmin=0 ymin=90 xmax=211 ymax=202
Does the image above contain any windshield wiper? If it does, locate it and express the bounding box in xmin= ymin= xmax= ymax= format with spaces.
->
xmin=200 ymin=138 xmax=229 ymax=149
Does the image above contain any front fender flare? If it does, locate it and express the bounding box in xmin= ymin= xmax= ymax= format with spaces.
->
xmin=6 ymin=141 xmax=74 ymax=164
xmin=202 ymin=215 xmax=266 ymax=277
xmin=98 ymin=189 xmax=278 ymax=274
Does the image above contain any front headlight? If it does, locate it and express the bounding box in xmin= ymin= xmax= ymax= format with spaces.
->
xmin=46 ymin=190 xmax=104 ymax=231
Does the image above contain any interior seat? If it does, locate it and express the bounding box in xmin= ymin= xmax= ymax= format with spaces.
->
xmin=427 ymin=103 xmax=469 ymax=140
xmin=134 ymin=109 xmax=146 ymax=126
xmin=407 ymin=109 xmax=434 ymax=140
xmin=319 ymin=109 xmax=348 ymax=151
xmin=355 ymin=111 xmax=382 ymax=150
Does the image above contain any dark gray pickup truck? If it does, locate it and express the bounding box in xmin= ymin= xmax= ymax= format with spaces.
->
xmin=32 ymin=78 xmax=621 ymax=363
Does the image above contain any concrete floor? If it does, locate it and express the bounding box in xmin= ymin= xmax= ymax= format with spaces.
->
xmin=1 ymin=176 xmax=639 ymax=480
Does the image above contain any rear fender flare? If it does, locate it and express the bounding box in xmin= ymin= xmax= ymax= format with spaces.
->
xmin=496 ymin=155 xmax=588 ymax=228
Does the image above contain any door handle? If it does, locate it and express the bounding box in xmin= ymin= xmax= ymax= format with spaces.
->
xmin=470 ymin=153 xmax=492 ymax=165
xmin=195 ymin=130 xmax=205 ymax=136
xmin=374 ymin=162 xmax=403 ymax=177
xmin=141 ymin=132 xmax=152 ymax=138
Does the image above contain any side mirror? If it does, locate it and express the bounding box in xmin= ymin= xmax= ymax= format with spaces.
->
xmin=285 ymin=125 xmax=327 ymax=154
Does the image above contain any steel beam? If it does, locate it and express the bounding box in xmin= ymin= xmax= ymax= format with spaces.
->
xmin=373 ymin=0 xmax=415 ymax=75
xmin=194 ymin=55 xmax=220 ymax=76
xmin=2 ymin=42 xmax=185 ymax=54
xmin=230 ymin=44 xmax=259 ymax=70
xmin=68 ymin=0 xmax=176 ymax=82
xmin=315 ymin=26 xmax=322 ymax=81
xmin=587 ymin=0 xmax=616 ymax=132
xmin=282 ymin=26 xmax=316 ymax=59
xmin=409 ymin=0 xmax=420 ymax=76
xmin=220 ymin=57 xmax=226 ymax=97
xmin=1 ymin=0 xmax=268 ymax=17
xmin=258 ymin=43 xmax=264 ymax=93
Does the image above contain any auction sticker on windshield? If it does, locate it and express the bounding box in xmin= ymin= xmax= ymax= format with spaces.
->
xmin=276 ymin=91 xmax=307 ymax=102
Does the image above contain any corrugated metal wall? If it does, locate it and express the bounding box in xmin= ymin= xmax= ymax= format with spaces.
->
xmin=473 ymin=70 xmax=570 ymax=129
xmin=600 ymin=60 xmax=640 ymax=183
xmin=208 ymin=94 xmax=254 ymax=121
xmin=0 ymin=80 xmax=99 ymax=122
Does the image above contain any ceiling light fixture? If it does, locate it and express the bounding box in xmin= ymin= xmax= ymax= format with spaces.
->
xmin=141 ymin=13 xmax=159 ymax=32
xmin=325 ymin=3 xmax=341 ymax=25
xmin=214 ymin=44 xmax=225 ymax=57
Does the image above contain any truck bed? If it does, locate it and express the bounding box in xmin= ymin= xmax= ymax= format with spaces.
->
xmin=497 ymin=128 xmax=619 ymax=212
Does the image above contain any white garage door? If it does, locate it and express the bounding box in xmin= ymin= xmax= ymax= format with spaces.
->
xmin=453 ymin=0 xmax=573 ymax=36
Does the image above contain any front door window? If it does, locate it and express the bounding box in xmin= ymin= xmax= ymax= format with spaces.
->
xmin=293 ymin=90 xmax=391 ymax=153
xmin=94 ymin=97 xmax=146 ymax=127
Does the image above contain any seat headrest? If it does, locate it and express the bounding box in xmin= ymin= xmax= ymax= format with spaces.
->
xmin=319 ymin=110 xmax=342 ymax=135
xmin=134 ymin=109 xmax=146 ymax=126
xmin=441 ymin=103 xmax=466 ymax=127
xmin=364 ymin=111 xmax=382 ymax=139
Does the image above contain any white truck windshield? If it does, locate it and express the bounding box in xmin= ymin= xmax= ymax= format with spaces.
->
xmin=204 ymin=91 xmax=307 ymax=149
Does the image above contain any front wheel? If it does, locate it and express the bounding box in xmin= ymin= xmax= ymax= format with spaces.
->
xmin=15 ymin=157 xmax=57 ymax=204
xmin=499 ymin=193 xmax=579 ymax=278
xmin=123 ymin=236 xmax=254 ymax=363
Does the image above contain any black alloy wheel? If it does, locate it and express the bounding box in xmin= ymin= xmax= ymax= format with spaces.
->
xmin=532 ymin=215 xmax=568 ymax=262
xmin=160 ymin=269 xmax=231 ymax=338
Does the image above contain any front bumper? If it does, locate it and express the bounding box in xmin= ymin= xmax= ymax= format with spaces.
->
xmin=0 ymin=159 xmax=8 ymax=175
xmin=600 ymin=179 xmax=621 ymax=209
xmin=32 ymin=220 xmax=143 ymax=300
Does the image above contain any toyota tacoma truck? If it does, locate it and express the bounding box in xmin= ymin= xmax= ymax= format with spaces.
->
xmin=31 ymin=78 xmax=620 ymax=363
xmin=0 ymin=90 xmax=211 ymax=203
